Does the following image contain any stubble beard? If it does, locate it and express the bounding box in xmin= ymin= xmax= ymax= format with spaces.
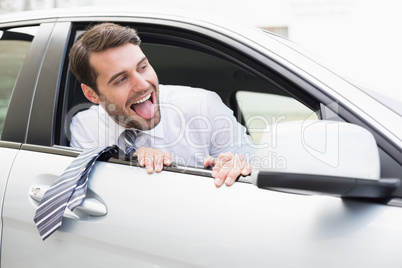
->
xmin=99 ymin=93 xmax=161 ymax=131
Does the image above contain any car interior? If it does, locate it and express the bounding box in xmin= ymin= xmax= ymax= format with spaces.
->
xmin=58 ymin=22 xmax=319 ymax=147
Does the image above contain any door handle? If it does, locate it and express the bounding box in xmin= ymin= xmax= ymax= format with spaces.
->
xmin=30 ymin=185 xmax=107 ymax=219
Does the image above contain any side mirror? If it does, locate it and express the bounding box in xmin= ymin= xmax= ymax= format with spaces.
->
xmin=251 ymin=120 xmax=399 ymax=199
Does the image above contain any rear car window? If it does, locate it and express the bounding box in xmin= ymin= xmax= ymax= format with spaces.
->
xmin=0 ymin=26 xmax=36 ymax=138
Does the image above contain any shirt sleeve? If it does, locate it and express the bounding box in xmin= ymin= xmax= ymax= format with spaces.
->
xmin=69 ymin=107 xmax=100 ymax=149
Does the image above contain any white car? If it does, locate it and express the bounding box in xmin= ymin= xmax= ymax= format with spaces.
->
xmin=0 ymin=7 xmax=401 ymax=267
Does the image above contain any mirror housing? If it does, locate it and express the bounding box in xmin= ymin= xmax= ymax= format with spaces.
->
xmin=251 ymin=120 xmax=399 ymax=199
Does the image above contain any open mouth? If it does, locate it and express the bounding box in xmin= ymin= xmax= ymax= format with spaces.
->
xmin=133 ymin=93 xmax=152 ymax=105
xmin=130 ymin=92 xmax=155 ymax=119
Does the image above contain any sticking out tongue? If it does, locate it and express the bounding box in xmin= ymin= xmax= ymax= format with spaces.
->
xmin=132 ymin=99 xmax=155 ymax=119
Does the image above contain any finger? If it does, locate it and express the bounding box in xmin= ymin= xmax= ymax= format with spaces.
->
xmin=163 ymin=152 xmax=173 ymax=166
xmin=203 ymin=155 xmax=216 ymax=168
xmin=144 ymin=149 xmax=156 ymax=174
xmin=215 ymin=152 xmax=233 ymax=168
xmin=153 ymin=150 xmax=165 ymax=173
xmin=133 ymin=147 xmax=146 ymax=166
xmin=224 ymin=155 xmax=246 ymax=186
xmin=221 ymin=164 xmax=239 ymax=186
xmin=213 ymin=153 xmax=234 ymax=187
xmin=211 ymin=152 xmax=231 ymax=175
xmin=240 ymin=161 xmax=252 ymax=176
xmin=214 ymin=177 xmax=225 ymax=187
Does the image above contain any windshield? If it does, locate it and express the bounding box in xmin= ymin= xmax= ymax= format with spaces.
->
xmin=263 ymin=30 xmax=402 ymax=118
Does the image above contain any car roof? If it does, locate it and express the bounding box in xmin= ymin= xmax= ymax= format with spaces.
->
xmin=0 ymin=6 xmax=266 ymax=52
xmin=0 ymin=6 xmax=252 ymax=30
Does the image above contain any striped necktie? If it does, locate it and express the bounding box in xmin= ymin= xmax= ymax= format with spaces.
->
xmin=121 ymin=129 xmax=139 ymax=157
xmin=33 ymin=145 xmax=118 ymax=240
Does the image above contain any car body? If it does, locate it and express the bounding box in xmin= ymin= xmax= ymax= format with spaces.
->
xmin=0 ymin=6 xmax=401 ymax=267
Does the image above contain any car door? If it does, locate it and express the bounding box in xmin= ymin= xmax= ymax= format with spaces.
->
xmin=0 ymin=23 xmax=42 ymax=246
xmin=1 ymin=13 xmax=402 ymax=268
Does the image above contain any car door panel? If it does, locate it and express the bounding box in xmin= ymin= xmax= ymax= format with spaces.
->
xmin=0 ymin=143 xmax=20 ymax=245
xmin=2 ymin=147 xmax=402 ymax=267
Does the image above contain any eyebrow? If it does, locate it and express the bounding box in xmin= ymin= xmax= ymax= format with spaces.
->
xmin=106 ymin=56 xmax=148 ymax=86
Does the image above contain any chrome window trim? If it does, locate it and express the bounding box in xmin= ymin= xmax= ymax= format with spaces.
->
xmin=0 ymin=141 xmax=21 ymax=149
xmin=18 ymin=144 xmax=235 ymax=181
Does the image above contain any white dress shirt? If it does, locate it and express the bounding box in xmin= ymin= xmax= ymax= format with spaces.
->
xmin=70 ymin=85 xmax=255 ymax=166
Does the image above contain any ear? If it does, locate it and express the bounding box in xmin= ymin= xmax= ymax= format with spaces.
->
xmin=81 ymin=83 xmax=100 ymax=104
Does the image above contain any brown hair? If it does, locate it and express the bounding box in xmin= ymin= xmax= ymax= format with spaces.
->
xmin=69 ymin=23 xmax=141 ymax=94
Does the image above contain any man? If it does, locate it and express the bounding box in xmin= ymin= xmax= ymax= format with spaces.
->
xmin=69 ymin=23 xmax=254 ymax=187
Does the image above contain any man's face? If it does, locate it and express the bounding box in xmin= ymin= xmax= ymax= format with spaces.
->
xmin=89 ymin=43 xmax=161 ymax=130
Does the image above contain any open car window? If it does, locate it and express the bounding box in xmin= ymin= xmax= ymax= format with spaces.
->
xmin=60 ymin=23 xmax=321 ymax=149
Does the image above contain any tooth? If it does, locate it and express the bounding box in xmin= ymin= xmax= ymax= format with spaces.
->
xmin=134 ymin=94 xmax=151 ymax=104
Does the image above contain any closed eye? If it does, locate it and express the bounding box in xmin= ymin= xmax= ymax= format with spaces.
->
xmin=137 ymin=57 xmax=150 ymax=72
xmin=138 ymin=62 xmax=148 ymax=72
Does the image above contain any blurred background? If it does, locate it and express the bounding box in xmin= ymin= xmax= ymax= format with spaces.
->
xmin=1 ymin=0 xmax=400 ymax=101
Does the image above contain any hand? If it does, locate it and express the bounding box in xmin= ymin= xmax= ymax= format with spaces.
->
xmin=204 ymin=152 xmax=252 ymax=187
xmin=133 ymin=147 xmax=172 ymax=174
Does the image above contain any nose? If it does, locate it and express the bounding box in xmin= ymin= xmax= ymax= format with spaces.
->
xmin=132 ymin=71 xmax=148 ymax=92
